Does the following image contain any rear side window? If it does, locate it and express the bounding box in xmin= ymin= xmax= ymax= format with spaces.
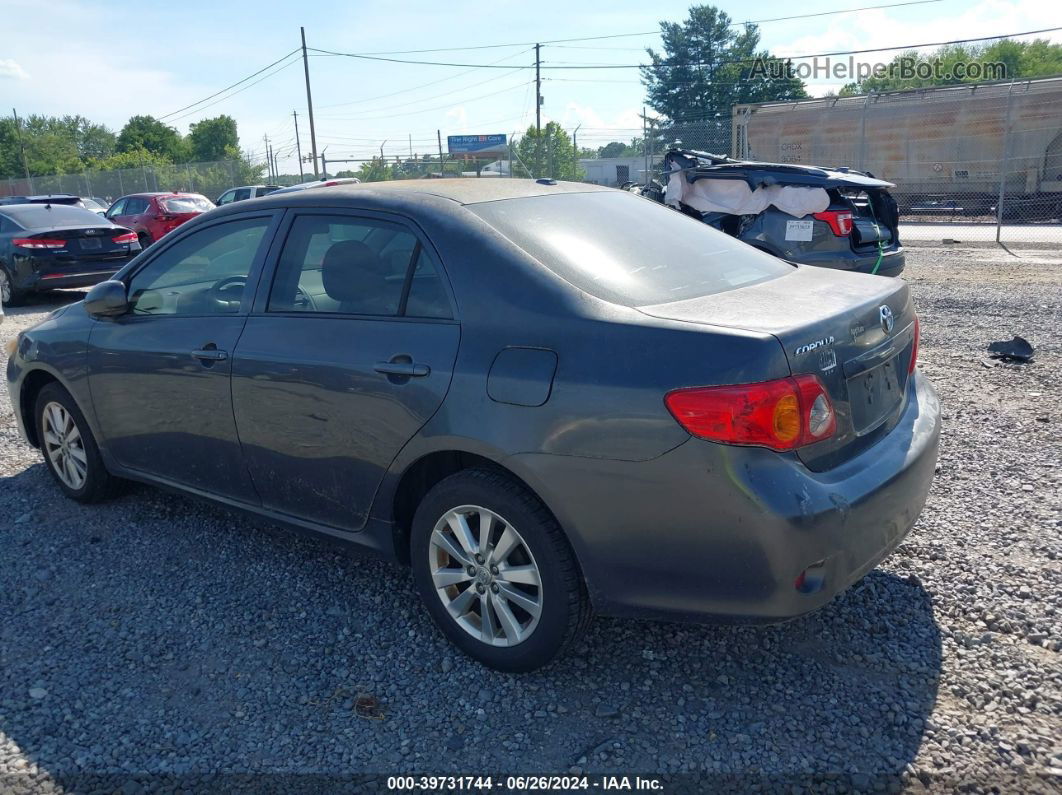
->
xmin=268 ymin=214 xmax=450 ymax=318
xmin=469 ymin=191 xmax=792 ymax=306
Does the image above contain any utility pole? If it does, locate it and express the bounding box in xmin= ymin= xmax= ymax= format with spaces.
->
xmin=572 ymin=124 xmax=581 ymax=179
xmin=437 ymin=130 xmax=444 ymax=177
xmin=642 ymin=106 xmax=648 ymax=188
xmin=301 ymin=26 xmax=320 ymax=177
xmin=11 ymin=108 xmax=32 ymax=191
xmin=293 ymin=110 xmax=304 ymax=181
xmin=263 ymin=134 xmax=272 ymax=181
xmin=534 ymin=44 xmax=542 ymax=177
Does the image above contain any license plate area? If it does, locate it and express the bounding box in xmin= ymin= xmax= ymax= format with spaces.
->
xmin=848 ymin=356 xmax=903 ymax=434
xmin=79 ymin=237 xmax=102 ymax=250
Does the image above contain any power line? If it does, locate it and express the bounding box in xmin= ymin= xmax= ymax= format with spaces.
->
xmin=166 ymin=60 xmax=301 ymax=123
xmin=309 ymin=26 xmax=1062 ymax=70
xmin=159 ymin=49 xmax=300 ymax=121
xmin=319 ymin=81 xmax=532 ymax=121
xmin=311 ymin=0 xmax=945 ymax=57
xmin=317 ymin=67 xmax=528 ymax=118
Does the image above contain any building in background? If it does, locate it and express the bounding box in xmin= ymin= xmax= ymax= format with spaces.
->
xmin=579 ymin=156 xmax=662 ymax=187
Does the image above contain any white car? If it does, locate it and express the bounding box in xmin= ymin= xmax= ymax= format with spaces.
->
xmin=270 ymin=177 xmax=361 ymax=195
xmin=214 ymin=185 xmax=282 ymax=206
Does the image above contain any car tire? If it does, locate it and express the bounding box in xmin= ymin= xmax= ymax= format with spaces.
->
xmin=137 ymin=231 xmax=152 ymax=249
xmin=0 ymin=266 xmax=27 ymax=307
xmin=410 ymin=467 xmax=592 ymax=672
xmin=34 ymin=382 xmax=120 ymax=503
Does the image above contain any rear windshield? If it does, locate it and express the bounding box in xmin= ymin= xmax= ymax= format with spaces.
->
xmin=469 ymin=191 xmax=791 ymax=306
xmin=0 ymin=203 xmax=105 ymax=228
xmin=162 ymin=196 xmax=213 ymax=213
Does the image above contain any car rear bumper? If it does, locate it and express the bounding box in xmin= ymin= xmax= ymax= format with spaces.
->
xmin=802 ymin=247 xmax=906 ymax=277
xmin=512 ymin=371 xmax=940 ymax=623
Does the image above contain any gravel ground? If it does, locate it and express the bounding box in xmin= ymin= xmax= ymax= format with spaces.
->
xmin=1 ymin=247 xmax=1059 ymax=793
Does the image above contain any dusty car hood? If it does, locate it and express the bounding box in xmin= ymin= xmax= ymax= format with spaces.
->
xmin=665 ymin=149 xmax=895 ymax=190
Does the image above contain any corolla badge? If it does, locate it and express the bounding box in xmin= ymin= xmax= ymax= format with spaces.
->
xmin=879 ymin=305 xmax=895 ymax=333
xmin=794 ymin=335 xmax=835 ymax=356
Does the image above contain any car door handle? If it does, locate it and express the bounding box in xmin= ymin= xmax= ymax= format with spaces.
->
xmin=191 ymin=347 xmax=228 ymax=362
xmin=374 ymin=361 xmax=430 ymax=377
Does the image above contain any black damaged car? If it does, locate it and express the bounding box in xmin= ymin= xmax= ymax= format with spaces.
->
xmin=0 ymin=203 xmax=142 ymax=306
xmin=631 ymin=149 xmax=905 ymax=277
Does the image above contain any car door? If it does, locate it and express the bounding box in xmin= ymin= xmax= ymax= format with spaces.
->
xmin=87 ymin=210 xmax=282 ymax=503
xmin=231 ymin=210 xmax=459 ymax=531
xmin=109 ymin=196 xmax=148 ymax=236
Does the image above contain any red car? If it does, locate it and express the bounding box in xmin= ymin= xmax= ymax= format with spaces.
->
xmin=104 ymin=192 xmax=214 ymax=248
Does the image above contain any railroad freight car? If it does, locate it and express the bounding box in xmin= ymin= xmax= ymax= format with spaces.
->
xmin=732 ymin=77 xmax=1062 ymax=219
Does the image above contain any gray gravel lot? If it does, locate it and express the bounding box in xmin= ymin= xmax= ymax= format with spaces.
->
xmin=1 ymin=247 xmax=1060 ymax=792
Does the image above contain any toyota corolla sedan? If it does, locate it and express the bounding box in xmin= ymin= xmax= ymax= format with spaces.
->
xmin=4 ymin=179 xmax=940 ymax=671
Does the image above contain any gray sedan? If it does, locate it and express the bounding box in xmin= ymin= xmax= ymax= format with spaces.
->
xmin=4 ymin=179 xmax=940 ymax=671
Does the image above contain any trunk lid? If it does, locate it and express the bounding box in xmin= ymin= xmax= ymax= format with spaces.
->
xmin=26 ymin=226 xmax=137 ymax=264
xmin=639 ymin=266 xmax=917 ymax=470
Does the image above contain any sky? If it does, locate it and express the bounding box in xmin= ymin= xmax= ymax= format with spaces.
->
xmin=1 ymin=0 xmax=1059 ymax=175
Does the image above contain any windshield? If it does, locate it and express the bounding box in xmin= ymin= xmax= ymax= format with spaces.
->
xmin=162 ymin=196 xmax=214 ymax=214
xmin=469 ymin=191 xmax=792 ymax=306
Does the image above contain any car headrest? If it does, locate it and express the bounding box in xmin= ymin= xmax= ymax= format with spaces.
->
xmin=321 ymin=240 xmax=386 ymax=303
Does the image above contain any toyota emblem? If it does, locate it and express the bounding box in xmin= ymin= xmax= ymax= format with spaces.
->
xmin=879 ymin=305 xmax=895 ymax=333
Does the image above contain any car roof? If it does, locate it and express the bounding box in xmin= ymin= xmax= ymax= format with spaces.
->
xmin=117 ymin=191 xmax=205 ymax=199
xmin=259 ymin=178 xmax=611 ymax=206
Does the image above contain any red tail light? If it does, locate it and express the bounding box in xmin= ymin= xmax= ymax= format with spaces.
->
xmin=665 ymin=375 xmax=836 ymax=451
xmin=13 ymin=237 xmax=65 ymax=249
xmin=812 ymin=210 xmax=853 ymax=236
xmin=111 ymin=231 xmax=138 ymax=244
xmin=909 ymin=315 xmax=920 ymax=373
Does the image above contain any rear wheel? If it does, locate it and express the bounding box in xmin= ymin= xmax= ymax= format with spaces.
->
xmin=410 ymin=468 xmax=591 ymax=672
xmin=137 ymin=231 xmax=152 ymax=250
xmin=34 ymin=382 xmax=120 ymax=503
xmin=0 ymin=266 xmax=27 ymax=307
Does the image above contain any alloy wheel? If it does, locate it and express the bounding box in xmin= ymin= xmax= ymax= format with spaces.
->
xmin=0 ymin=269 xmax=10 ymax=304
xmin=41 ymin=401 xmax=87 ymax=490
xmin=428 ymin=505 xmax=543 ymax=647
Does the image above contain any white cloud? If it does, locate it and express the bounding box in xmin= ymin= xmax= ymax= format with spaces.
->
xmin=0 ymin=59 xmax=28 ymax=79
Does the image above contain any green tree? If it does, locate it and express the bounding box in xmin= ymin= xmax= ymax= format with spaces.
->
xmin=355 ymin=157 xmax=394 ymax=182
xmin=641 ymin=5 xmax=806 ymax=151
xmin=839 ymin=38 xmax=1062 ymax=94
xmin=188 ymin=115 xmax=239 ymax=162
xmin=513 ymin=122 xmax=582 ymax=179
xmin=88 ymin=147 xmax=174 ymax=171
xmin=117 ymin=115 xmax=185 ymax=161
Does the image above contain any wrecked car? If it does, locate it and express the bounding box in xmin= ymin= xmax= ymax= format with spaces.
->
xmin=633 ymin=149 xmax=905 ymax=277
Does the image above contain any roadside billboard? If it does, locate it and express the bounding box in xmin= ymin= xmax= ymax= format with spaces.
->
xmin=447 ymin=134 xmax=508 ymax=156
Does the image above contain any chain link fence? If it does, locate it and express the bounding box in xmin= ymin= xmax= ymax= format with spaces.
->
xmin=726 ymin=77 xmax=1062 ymax=245
xmin=0 ymin=159 xmax=265 ymax=205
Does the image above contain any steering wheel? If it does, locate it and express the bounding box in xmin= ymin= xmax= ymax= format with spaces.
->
xmin=208 ymin=276 xmax=246 ymax=311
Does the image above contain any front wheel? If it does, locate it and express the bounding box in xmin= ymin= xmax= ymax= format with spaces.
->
xmin=137 ymin=231 xmax=152 ymax=250
xmin=411 ymin=468 xmax=591 ymax=672
xmin=34 ymin=382 xmax=121 ymax=503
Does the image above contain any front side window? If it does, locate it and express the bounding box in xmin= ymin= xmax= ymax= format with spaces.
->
xmin=233 ymin=188 xmax=251 ymax=202
xmin=217 ymin=191 xmax=235 ymax=206
xmin=126 ymin=217 xmax=270 ymax=316
xmin=268 ymin=215 xmax=433 ymax=317
xmin=106 ymin=199 xmax=126 ymax=218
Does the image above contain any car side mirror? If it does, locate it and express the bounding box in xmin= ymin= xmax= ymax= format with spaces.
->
xmin=85 ymin=280 xmax=130 ymax=318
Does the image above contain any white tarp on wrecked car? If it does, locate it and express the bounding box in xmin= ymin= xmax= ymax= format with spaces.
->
xmin=665 ymin=168 xmax=830 ymax=218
